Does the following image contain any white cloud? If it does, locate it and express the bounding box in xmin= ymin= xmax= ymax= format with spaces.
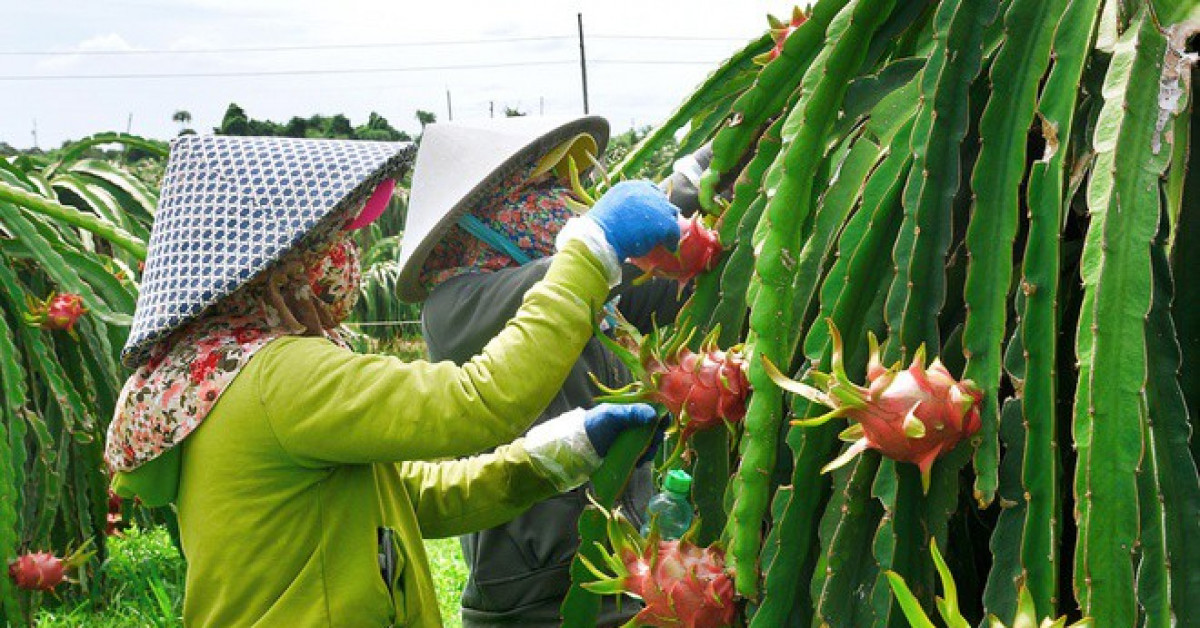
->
xmin=33 ymin=33 xmax=140 ymax=71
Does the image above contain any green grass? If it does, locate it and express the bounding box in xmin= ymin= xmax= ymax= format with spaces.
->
xmin=35 ymin=525 xmax=185 ymax=627
xmin=33 ymin=527 xmax=468 ymax=627
xmin=425 ymin=537 xmax=468 ymax=628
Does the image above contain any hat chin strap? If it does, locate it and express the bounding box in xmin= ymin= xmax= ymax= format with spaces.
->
xmin=457 ymin=213 xmax=534 ymax=266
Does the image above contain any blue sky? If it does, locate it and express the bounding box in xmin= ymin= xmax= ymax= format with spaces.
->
xmin=2 ymin=0 xmax=784 ymax=149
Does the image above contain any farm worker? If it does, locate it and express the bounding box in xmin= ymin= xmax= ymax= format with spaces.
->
xmin=397 ymin=116 xmax=712 ymax=627
xmin=103 ymin=131 xmax=681 ymax=627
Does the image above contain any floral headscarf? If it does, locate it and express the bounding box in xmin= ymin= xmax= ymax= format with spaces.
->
xmin=105 ymin=228 xmax=361 ymax=472
xmin=418 ymin=160 xmax=577 ymax=290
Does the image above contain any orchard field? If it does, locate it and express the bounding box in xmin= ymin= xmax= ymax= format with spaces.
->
xmin=2 ymin=0 xmax=1198 ymax=626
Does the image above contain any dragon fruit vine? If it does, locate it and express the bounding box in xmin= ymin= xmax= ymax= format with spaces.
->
xmin=763 ymin=320 xmax=984 ymax=492
xmin=579 ymin=503 xmax=737 ymax=628
xmin=594 ymin=323 xmax=750 ymax=464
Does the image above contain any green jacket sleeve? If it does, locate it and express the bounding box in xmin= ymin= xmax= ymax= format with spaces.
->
xmin=257 ymin=240 xmax=610 ymax=466
xmin=380 ymin=441 xmax=560 ymax=539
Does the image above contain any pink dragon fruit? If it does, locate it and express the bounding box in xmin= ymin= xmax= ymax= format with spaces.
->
xmin=596 ymin=325 xmax=749 ymax=459
xmin=631 ymin=215 xmax=724 ymax=291
xmin=763 ymin=320 xmax=984 ymax=491
xmin=8 ymin=552 xmax=65 ymax=592
xmin=24 ymin=292 xmax=88 ymax=333
xmin=582 ymin=507 xmax=737 ymax=628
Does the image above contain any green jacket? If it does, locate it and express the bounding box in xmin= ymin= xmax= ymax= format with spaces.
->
xmin=113 ymin=240 xmax=612 ymax=627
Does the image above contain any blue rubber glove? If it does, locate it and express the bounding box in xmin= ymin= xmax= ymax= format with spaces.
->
xmin=586 ymin=180 xmax=682 ymax=260
xmin=584 ymin=403 xmax=663 ymax=460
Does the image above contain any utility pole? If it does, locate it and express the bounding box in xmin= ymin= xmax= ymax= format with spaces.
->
xmin=126 ymin=112 xmax=133 ymax=134
xmin=446 ymin=89 xmax=453 ymax=121
xmin=540 ymin=96 xmax=544 ymax=116
xmin=31 ymin=119 xmax=38 ymax=149
xmin=489 ymin=101 xmax=494 ymax=118
xmin=577 ymin=13 xmax=589 ymax=114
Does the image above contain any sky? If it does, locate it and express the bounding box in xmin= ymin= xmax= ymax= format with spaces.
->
xmin=1 ymin=0 xmax=787 ymax=149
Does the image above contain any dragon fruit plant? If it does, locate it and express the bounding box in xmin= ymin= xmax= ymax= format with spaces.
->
xmin=594 ymin=323 xmax=750 ymax=463
xmin=763 ymin=320 xmax=983 ymax=492
xmin=887 ymin=542 xmax=1092 ymax=628
xmin=580 ymin=504 xmax=737 ymax=628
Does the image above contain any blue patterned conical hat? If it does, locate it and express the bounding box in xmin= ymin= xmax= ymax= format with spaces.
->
xmin=122 ymin=135 xmax=415 ymax=367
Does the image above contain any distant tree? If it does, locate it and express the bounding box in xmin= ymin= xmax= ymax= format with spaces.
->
xmin=217 ymin=103 xmax=251 ymax=136
xmin=284 ymin=117 xmax=309 ymax=138
xmin=415 ymin=110 xmax=437 ymax=129
xmin=503 ymin=106 xmax=527 ymax=118
xmin=0 ymin=141 xmax=17 ymax=156
xmin=325 ymin=114 xmax=353 ymax=138
xmin=213 ymin=104 xmax=417 ymax=142
xmin=354 ymin=112 xmax=411 ymax=142
xmin=172 ymin=110 xmax=193 ymax=136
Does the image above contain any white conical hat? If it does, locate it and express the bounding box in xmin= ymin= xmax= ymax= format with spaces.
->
xmin=123 ymin=135 xmax=415 ymax=367
xmin=395 ymin=115 xmax=608 ymax=302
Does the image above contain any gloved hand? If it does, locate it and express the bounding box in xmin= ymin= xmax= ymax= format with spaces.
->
xmin=584 ymin=403 xmax=664 ymax=463
xmin=586 ymin=181 xmax=681 ymax=260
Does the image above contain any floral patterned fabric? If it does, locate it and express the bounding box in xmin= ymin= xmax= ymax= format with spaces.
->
xmin=105 ymin=229 xmax=361 ymax=472
xmin=418 ymin=161 xmax=577 ymax=290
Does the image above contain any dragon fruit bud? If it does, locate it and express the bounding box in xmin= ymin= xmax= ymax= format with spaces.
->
xmin=764 ymin=320 xmax=984 ymax=492
xmin=756 ymin=6 xmax=810 ymax=64
xmin=8 ymin=552 xmax=65 ymax=591
xmin=25 ymin=292 xmax=88 ymax=333
xmin=582 ymin=507 xmax=737 ymax=628
xmin=631 ymin=215 xmax=723 ymax=291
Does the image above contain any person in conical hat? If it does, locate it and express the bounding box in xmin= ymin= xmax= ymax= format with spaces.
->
xmin=104 ymin=133 xmax=680 ymax=627
xmin=399 ymin=116 xmax=712 ymax=627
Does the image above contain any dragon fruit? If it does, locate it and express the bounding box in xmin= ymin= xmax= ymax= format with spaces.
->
xmin=631 ymin=215 xmax=723 ymax=291
xmin=756 ymin=6 xmax=810 ymax=64
xmin=24 ymin=292 xmax=87 ymax=333
xmin=763 ymin=320 xmax=983 ymax=491
xmin=581 ymin=505 xmax=737 ymax=628
xmin=106 ymin=490 xmax=123 ymax=536
xmin=596 ymin=324 xmax=749 ymax=458
xmin=8 ymin=552 xmax=65 ymax=592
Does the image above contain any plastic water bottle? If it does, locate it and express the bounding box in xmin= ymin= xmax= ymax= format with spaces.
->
xmin=641 ymin=469 xmax=694 ymax=540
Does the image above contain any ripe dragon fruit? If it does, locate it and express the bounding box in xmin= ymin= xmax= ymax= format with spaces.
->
xmin=631 ymin=215 xmax=724 ymax=291
xmin=755 ymin=6 xmax=810 ymax=65
xmin=24 ymin=292 xmax=88 ymax=334
xmin=763 ymin=320 xmax=983 ymax=492
xmin=7 ymin=542 xmax=94 ymax=592
xmin=581 ymin=505 xmax=737 ymax=628
xmin=8 ymin=552 xmax=65 ymax=592
xmin=595 ymin=324 xmax=750 ymax=462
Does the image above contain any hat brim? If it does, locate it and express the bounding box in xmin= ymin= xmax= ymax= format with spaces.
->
xmin=395 ymin=116 xmax=609 ymax=303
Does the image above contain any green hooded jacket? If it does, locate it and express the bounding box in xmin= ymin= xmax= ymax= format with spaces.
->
xmin=113 ymin=240 xmax=611 ymax=627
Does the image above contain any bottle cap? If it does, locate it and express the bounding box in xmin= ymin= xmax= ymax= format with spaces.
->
xmin=663 ymin=469 xmax=693 ymax=494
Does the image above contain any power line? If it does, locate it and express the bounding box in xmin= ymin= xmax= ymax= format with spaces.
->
xmin=0 ymin=59 xmax=715 ymax=82
xmin=0 ymin=34 xmax=743 ymax=57
xmin=0 ymin=60 xmax=579 ymax=81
